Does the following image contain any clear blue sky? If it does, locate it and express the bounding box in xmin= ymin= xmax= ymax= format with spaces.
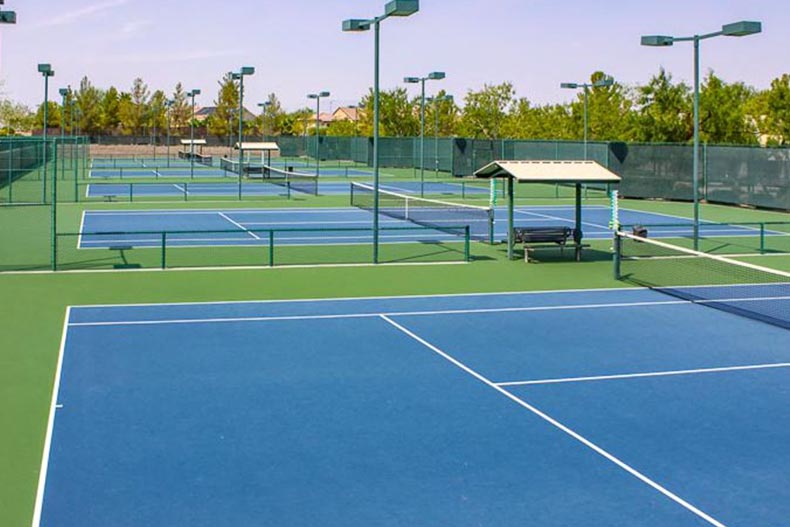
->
xmin=1 ymin=0 xmax=787 ymax=112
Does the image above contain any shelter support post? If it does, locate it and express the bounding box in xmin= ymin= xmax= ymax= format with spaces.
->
xmin=575 ymin=183 xmax=583 ymax=261
xmin=507 ymin=176 xmax=515 ymax=260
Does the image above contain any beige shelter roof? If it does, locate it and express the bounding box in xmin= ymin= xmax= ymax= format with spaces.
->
xmin=234 ymin=142 xmax=281 ymax=151
xmin=475 ymin=160 xmax=621 ymax=183
xmin=180 ymin=139 xmax=207 ymax=146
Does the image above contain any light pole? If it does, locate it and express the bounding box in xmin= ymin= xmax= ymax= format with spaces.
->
xmin=642 ymin=20 xmax=761 ymax=251
xmin=231 ymin=66 xmax=255 ymax=200
xmin=307 ymin=91 xmax=330 ymax=175
xmin=343 ymin=0 xmax=420 ymax=263
xmin=165 ymin=99 xmax=173 ymax=167
xmin=58 ymin=87 xmax=69 ymax=181
xmin=188 ymin=88 xmax=201 ymax=179
xmin=257 ymin=101 xmax=271 ymax=141
xmin=404 ymin=71 xmax=444 ymax=196
xmin=560 ymin=76 xmax=614 ymax=160
xmin=38 ymin=64 xmax=55 ymax=268
xmin=429 ymin=94 xmax=453 ymax=177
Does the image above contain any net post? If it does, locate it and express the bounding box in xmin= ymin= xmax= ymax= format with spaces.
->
xmin=161 ymin=232 xmax=167 ymax=269
xmin=129 ymin=184 xmax=134 ymax=202
xmin=464 ymin=225 xmax=471 ymax=262
xmin=184 ymin=183 xmax=188 ymax=202
xmin=268 ymin=231 xmax=275 ymax=267
xmin=760 ymin=223 xmax=765 ymax=254
xmin=613 ymin=232 xmax=622 ymax=280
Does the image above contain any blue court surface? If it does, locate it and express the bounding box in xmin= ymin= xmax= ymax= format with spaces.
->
xmin=35 ymin=288 xmax=790 ymax=526
xmin=77 ymin=205 xmax=769 ymax=249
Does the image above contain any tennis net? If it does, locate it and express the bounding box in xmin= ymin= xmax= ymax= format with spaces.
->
xmin=615 ymin=231 xmax=790 ymax=330
xmin=260 ymin=164 xmax=319 ymax=195
xmin=350 ymin=182 xmax=494 ymax=242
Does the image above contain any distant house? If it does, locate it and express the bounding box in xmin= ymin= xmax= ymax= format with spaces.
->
xmin=194 ymin=106 xmax=257 ymax=123
xmin=332 ymin=106 xmax=360 ymax=122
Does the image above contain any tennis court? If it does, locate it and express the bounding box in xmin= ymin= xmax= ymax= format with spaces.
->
xmin=88 ymin=165 xmax=375 ymax=179
xmin=84 ymin=180 xmax=490 ymax=199
xmin=34 ymin=288 xmax=790 ymax=526
xmin=76 ymin=205 xmax=776 ymax=249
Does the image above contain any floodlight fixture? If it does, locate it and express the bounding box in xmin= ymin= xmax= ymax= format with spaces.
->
xmin=404 ymin=77 xmax=420 ymax=84
xmin=427 ymin=71 xmax=445 ymax=80
xmin=38 ymin=63 xmax=54 ymax=76
xmin=240 ymin=66 xmax=255 ymax=75
xmin=0 ymin=10 xmax=15 ymax=24
xmin=385 ymin=0 xmax=419 ymax=17
xmin=342 ymin=19 xmax=371 ymax=32
xmin=722 ymin=21 xmax=761 ymax=37
xmin=641 ymin=35 xmax=674 ymax=47
xmin=559 ymin=76 xmax=616 ymax=160
xmin=560 ymin=83 xmax=579 ymax=89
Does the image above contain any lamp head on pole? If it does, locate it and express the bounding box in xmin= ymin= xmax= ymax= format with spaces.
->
xmin=641 ymin=35 xmax=675 ymax=47
xmin=38 ymin=63 xmax=54 ymax=77
xmin=721 ymin=20 xmax=761 ymax=37
xmin=342 ymin=19 xmax=371 ymax=32
xmin=404 ymin=77 xmax=420 ymax=84
xmin=560 ymin=83 xmax=579 ymax=89
xmin=593 ymin=76 xmax=615 ymax=88
xmin=384 ymin=0 xmax=419 ymax=17
xmin=59 ymin=88 xmax=69 ymax=97
xmin=427 ymin=71 xmax=445 ymax=80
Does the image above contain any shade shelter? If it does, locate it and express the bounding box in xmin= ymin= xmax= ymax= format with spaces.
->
xmin=179 ymin=139 xmax=207 ymax=156
xmin=235 ymin=141 xmax=281 ymax=166
xmin=475 ymin=160 xmax=621 ymax=260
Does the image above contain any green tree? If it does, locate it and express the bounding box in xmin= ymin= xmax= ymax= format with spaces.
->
xmin=170 ymin=83 xmax=191 ymax=134
xmin=121 ymin=78 xmax=151 ymax=135
xmin=117 ymin=93 xmax=134 ymax=135
xmin=0 ymin=100 xmax=33 ymax=133
xmin=35 ymin=101 xmax=62 ymax=128
xmin=699 ymin=72 xmax=758 ymax=144
xmin=282 ymin=107 xmax=313 ymax=136
xmin=458 ymin=82 xmax=515 ymax=139
xmin=326 ymin=119 xmax=358 ymax=136
xmin=358 ymin=87 xmax=419 ymax=136
xmin=633 ymin=68 xmax=692 ymax=143
xmin=257 ymin=93 xmax=286 ymax=137
xmin=206 ymin=73 xmax=239 ymax=142
xmin=761 ymin=74 xmax=790 ymax=144
xmin=75 ymin=77 xmax=103 ymax=136
xmin=100 ymin=87 xmax=121 ymax=133
xmin=148 ymin=90 xmax=168 ymax=139
xmin=425 ymin=90 xmax=458 ymax=137
xmin=575 ymin=72 xmax=635 ymax=142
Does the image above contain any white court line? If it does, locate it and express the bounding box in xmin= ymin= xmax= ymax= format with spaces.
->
xmin=31 ymin=307 xmax=71 ymax=527
xmin=496 ymin=363 xmax=790 ymax=387
xmin=379 ymin=315 xmax=726 ymax=527
xmin=72 ymin=286 xmax=646 ymax=310
xmin=172 ymin=183 xmax=188 ymax=195
xmin=218 ymin=212 xmax=260 ymax=240
xmin=514 ymin=208 xmax=612 ymax=231
xmin=68 ymin=298 xmax=691 ymax=327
